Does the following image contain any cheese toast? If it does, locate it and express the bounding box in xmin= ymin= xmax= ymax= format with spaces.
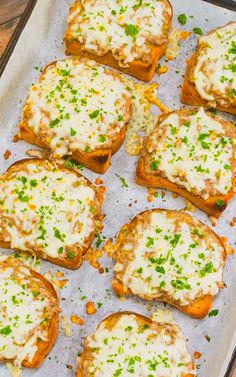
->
xmin=136 ymin=107 xmax=236 ymax=217
xmin=76 ymin=310 xmax=195 ymax=376
xmin=19 ymin=58 xmax=132 ymax=174
xmin=65 ymin=0 xmax=173 ymax=81
xmin=111 ymin=209 xmax=227 ymax=318
xmin=181 ymin=22 xmax=236 ymax=115
xmin=0 ymin=158 xmax=104 ymax=269
xmin=0 ymin=255 xmax=59 ymax=368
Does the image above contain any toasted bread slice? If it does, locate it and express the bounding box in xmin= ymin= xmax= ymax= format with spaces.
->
xmin=0 ymin=255 xmax=59 ymax=368
xmin=0 ymin=158 xmax=104 ymax=269
xmin=136 ymin=107 xmax=236 ymax=217
xmin=76 ymin=310 xmax=195 ymax=376
xmin=110 ymin=209 xmax=227 ymax=319
xmin=181 ymin=22 xmax=236 ymax=115
xmin=18 ymin=58 xmax=132 ymax=174
xmin=65 ymin=0 xmax=173 ymax=82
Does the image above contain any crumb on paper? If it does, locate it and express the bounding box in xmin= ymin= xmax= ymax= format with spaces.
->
xmin=7 ymin=363 xmax=22 ymax=377
xmin=66 ymin=364 xmax=73 ymax=370
xmin=3 ymin=149 xmax=11 ymax=160
xmin=86 ymin=301 xmax=97 ymax=315
xmin=12 ymin=133 xmax=21 ymax=143
xmin=56 ymin=270 xmax=64 ymax=278
xmin=205 ymin=335 xmax=211 ymax=342
xmin=209 ymin=216 xmax=217 ymax=227
xmin=84 ymin=247 xmax=103 ymax=270
xmin=95 ymin=177 xmax=104 ymax=185
xmin=184 ymin=198 xmax=196 ymax=212
xmin=147 ymin=188 xmax=156 ymax=203
xmin=102 ymin=238 xmax=115 ymax=258
xmin=156 ymin=65 xmax=169 ymax=75
xmin=61 ymin=316 xmax=73 ymax=337
xmin=71 ymin=315 xmax=84 ymax=326
xmin=194 ymin=351 xmax=202 ymax=359
xmin=44 ymin=271 xmax=68 ymax=290
xmin=166 ymin=28 xmax=192 ymax=61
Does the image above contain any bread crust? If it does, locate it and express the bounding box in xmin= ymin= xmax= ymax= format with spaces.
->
xmin=65 ymin=1 xmax=173 ymax=82
xmin=111 ymin=209 xmax=227 ymax=319
xmin=136 ymin=108 xmax=236 ymax=218
xmin=0 ymin=158 xmax=104 ymax=269
xmin=18 ymin=59 xmax=132 ymax=174
xmin=76 ymin=311 xmax=195 ymax=377
xmin=181 ymin=22 xmax=236 ymax=115
xmin=0 ymin=257 xmax=59 ymax=368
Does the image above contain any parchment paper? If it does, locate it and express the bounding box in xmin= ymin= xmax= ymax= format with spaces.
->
xmin=0 ymin=1 xmax=236 ymax=376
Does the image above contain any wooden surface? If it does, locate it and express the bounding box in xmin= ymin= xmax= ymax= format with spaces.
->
xmin=0 ymin=0 xmax=28 ymax=57
xmin=0 ymin=1 xmax=236 ymax=376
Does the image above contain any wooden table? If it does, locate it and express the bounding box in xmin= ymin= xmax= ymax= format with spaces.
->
xmin=0 ymin=1 xmax=236 ymax=376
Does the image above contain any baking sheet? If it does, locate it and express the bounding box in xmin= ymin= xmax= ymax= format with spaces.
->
xmin=0 ymin=1 xmax=236 ymax=376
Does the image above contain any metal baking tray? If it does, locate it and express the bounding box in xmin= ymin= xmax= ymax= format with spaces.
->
xmin=0 ymin=1 xmax=236 ymax=376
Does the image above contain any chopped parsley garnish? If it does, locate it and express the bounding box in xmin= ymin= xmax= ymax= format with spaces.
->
xmin=125 ymin=24 xmax=139 ymax=38
xmin=178 ymin=14 xmax=187 ymax=25
xmin=89 ymin=109 xmax=100 ymax=119
xmin=0 ymin=325 xmax=12 ymax=336
xmin=208 ymin=309 xmax=219 ymax=317
xmin=193 ymin=27 xmax=203 ymax=35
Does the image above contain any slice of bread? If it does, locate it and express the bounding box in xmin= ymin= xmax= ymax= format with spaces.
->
xmin=19 ymin=58 xmax=132 ymax=174
xmin=76 ymin=310 xmax=195 ymax=376
xmin=0 ymin=158 xmax=104 ymax=269
xmin=0 ymin=255 xmax=59 ymax=368
xmin=136 ymin=107 xmax=236 ymax=217
xmin=111 ymin=209 xmax=227 ymax=318
xmin=65 ymin=0 xmax=173 ymax=82
xmin=181 ymin=22 xmax=236 ymax=115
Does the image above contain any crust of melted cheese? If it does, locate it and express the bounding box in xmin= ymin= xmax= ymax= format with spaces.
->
xmin=0 ymin=159 xmax=104 ymax=268
xmin=19 ymin=58 xmax=132 ymax=158
xmin=112 ymin=209 xmax=226 ymax=311
xmin=138 ymin=107 xmax=236 ymax=200
xmin=0 ymin=256 xmax=58 ymax=367
xmin=77 ymin=310 xmax=195 ymax=377
xmin=66 ymin=0 xmax=172 ymax=67
xmin=181 ymin=22 xmax=236 ymax=114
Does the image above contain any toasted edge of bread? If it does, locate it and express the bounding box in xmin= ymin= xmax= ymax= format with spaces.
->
xmin=18 ymin=59 xmax=131 ymax=174
xmin=65 ymin=1 xmax=173 ymax=82
xmin=76 ymin=311 xmax=195 ymax=377
xmin=0 ymin=158 xmax=104 ymax=269
xmin=136 ymin=109 xmax=236 ymax=218
xmin=111 ymin=209 xmax=227 ymax=319
xmin=0 ymin=257 xmax=59 ymax=368
xmin=181 ymin=22 xmax=236 ymax=115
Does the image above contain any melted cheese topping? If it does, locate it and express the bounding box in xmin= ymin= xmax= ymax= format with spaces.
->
xmin=85 ymin=313 xmax=195 ymax=376
xmin=124 ymin=80 xmax=157 ymax=155
xmin=0 ymin=161 xmax=98 ymax=259
xmin=24 ymin=58 xmax=131 ymax=157
xmin=114 ymin=211 xmax=225 ymax=306
xmin=0 ymin=256 xmax=52 ymax=366
xmin=194 ymin=22 xmax=236 ymax=107
xmin=147 ymin=107 xmax=235 ymax=199
xmin=68 ymin=0 xmax=170 ymax=66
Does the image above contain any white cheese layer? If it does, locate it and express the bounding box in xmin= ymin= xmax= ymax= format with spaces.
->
xmin=0 ymin=257 xmax=50 ymax=366
xmin=149 ymin=107 xmax=234 ymax=199
xmin=0 ymin=161 xmax=97 ymax=259
xmin=24 ymin=58 xmax=131 ymax=157
xmin=68 ymin=0 xmax=170 ymax=66
xmin=115 ymin=211 xmax=224 ymax=306
xmin=194 ymin=22 xmax=236 ymax=106
xmin=86 ymin=313 xmax=195 ymax=377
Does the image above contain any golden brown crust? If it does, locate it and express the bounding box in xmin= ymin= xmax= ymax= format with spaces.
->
xmin=0 ymin=158 xmax=104 ymax=269
xmin=136 ymin=108 xmax=236 ymax=217
xmin=19 ymin=119 xmax=126 ymax=174
xmin=76 ymin=311 xmax=195 ymax=377
xmin=65 ymin=1 xmax=173 ymax=82
xmin=111 ymin=209 xmax=227 ymax=319
xmin=0 ymin=257 xmax=59 ymax=368
xmin=181 ymin=23 xmax=236 ymax=115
